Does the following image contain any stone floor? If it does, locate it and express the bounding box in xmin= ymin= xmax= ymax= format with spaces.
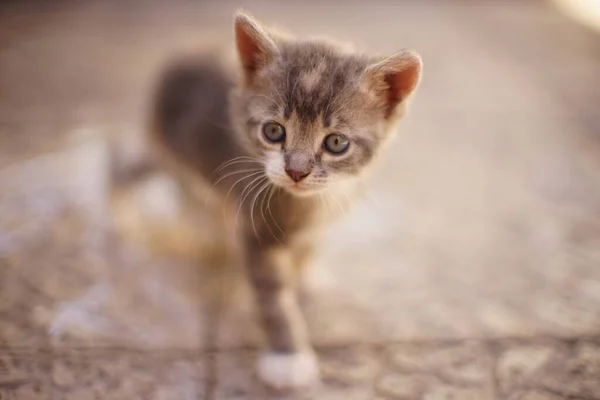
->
xmin=1 ymin=0 xmax=600 ymax=399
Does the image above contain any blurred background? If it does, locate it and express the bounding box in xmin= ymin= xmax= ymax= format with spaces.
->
xmin=1 ymin=0 xmax=600 ymax=399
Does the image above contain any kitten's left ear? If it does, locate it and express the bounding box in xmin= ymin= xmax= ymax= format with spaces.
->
xmin=363 ymin=50 xmax=422 ymax=119
xmin=234 ymin=12 xmax=279 ymax=84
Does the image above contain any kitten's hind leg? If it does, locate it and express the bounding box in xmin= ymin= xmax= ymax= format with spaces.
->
xmin=244 ymin=240 xmax=320 ymax=389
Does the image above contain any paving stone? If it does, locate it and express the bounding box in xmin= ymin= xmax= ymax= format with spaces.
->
xmin=496 ymin=344 xmax=556 ymax=391
xmin=537 ymin=342 xmax=600 ymax=399
xmin=506 ymin=391 xmax=566 ymax=400
xmin=51 ymin=350 xmax=205 ymax=400
xmin=1 ymin=0 xmax=600 ymax=399
xmin=422 ymin=385 xmax=491 ymax=400
xmin=376 ymin=342 xmax=493 ymax=399
xmin=375 ymin=371 xmax=492 ymax=400
xmin=0 ymin=144 xmax=213 ymax=350
xmin=0 ymin=350 xmax=52 ymax=400
xmin=389 ymin=342 xmax=491 ymax=385
xmin=495 ymin=340 xmax=600 ymax=399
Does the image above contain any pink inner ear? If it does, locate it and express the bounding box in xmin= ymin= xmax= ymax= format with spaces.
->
xmin=235 ymin=23 xmax=260 ymax=72
xmin=384 ymin=61 xmax=421 ymax=109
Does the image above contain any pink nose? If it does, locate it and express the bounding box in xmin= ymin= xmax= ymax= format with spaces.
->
xmin=285 ymin=168 xmax=310 ymax=182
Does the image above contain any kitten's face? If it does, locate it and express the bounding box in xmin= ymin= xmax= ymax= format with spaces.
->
xmin=240 ymin=55 xmax=382 ymax=197
xmin=231 ymin=13 xmax=422 ymax=197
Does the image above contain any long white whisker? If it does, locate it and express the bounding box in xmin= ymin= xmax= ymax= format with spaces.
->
xmin=316 ymin=193 xmax=324 ymax=214
xmin=329 ymin=193 xmax=346 ymax=214
xmin=355 ymin=180 xmax=381 ymax=208
xmin=214 ymin=156 xmax=262 ymax=173
xmin=244 ymin=108 xmax=278 ymax=126
xmin=320 ymin=193 xmax=333 ymax=215
xmin=317 ymin=193 xmax=324 ymax=214
xmin=224 ymin=170 xmax=264 ymax=205
xmin=340 ymin=192 xmax=358 ymax=211
xmin=204 ymin=168 xmax=261 ymax=209
xmin=250 ymin=179 xmax=272 ymax=242
xmin=215 ymin=159 xmax=263 ymax=173
xmin=266 ymin=185 xmax=284 ymax=234
xmin=234 ymin=174 xmax=267 ymax=238
xmin=259 ymin=182 xmax=280 ymax=243
xmin=213 ymin=168 xmax=264 ymax=187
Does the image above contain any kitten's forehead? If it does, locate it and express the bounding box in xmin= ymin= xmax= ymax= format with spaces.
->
xmin=263 ymin=41 xmax=371 ymax=128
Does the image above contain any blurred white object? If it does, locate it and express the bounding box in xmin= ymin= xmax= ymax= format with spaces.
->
xmin=553 ymin=0 xmax=600 ymax=32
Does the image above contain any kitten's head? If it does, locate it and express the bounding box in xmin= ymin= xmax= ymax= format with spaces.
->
xmin=230 ymin=12 xmax=422 ymax=197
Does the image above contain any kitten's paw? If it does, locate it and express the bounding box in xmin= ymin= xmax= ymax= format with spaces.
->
xmin=300 ymin=263 xmax=336 ymax=294
xmin=257 ymin=350 xmax=320 ymax=390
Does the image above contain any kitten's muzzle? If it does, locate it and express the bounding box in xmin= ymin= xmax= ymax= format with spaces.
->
xmin=285 ymin=168 xmax=310 ymax=182
xmin=284 ymin=151 xmax=314 ymax=183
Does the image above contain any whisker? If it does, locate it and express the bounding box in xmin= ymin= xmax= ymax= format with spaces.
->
xmin=204 ymin=168 xmax=262 ymax=209
xmin=224 ymin=170 xmax=264 ymax=205
xmin=266 ymin=185 xmax=284 ymax=234
xmin=250 ymin=179 xmax=272 ymax=241
xmin=234 ymin=174 xmax=267 ymax=238
xmin=258 ymin=182 xmax=280 ymax=243
xmin=359 ymin=181 xmax=381 ymax=207
xmin=213 ymin=168 xmax=264 ymax=187
xmin=340 ymin=192 xmax=358 ymax=211
xmin=244 ymin=111 xmax=272 ymax=126
xmin=214 ymin=156 xmax=262 ymax=173
xmin=331 ymin=193 xmax=347 ymax=214
xmin=316 ymin=193 xmax=325 ymax=215
xmin=319 ymin=192 xmax=333 ymax=215
xmin=214 ymin=160 xmax=263 ymax=175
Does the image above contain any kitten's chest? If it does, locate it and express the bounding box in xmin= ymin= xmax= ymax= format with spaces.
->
xmin=250 ymin=188 xmax=350 ymax=242
xmin=257 ymin=192 xmax=321 ymax=236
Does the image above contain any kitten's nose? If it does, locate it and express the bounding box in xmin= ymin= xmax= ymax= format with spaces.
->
xmin=285 ymin=168 xmax=310 ymax=182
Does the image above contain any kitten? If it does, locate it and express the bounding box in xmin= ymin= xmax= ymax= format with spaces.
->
xmin=149 ymin=11 xmax=422 ymax=390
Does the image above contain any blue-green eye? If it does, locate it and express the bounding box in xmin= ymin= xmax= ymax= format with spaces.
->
xmin=262 ymin=122 xmax=286 ymax=143
xmin=323 ymin=133 xmax=349 ymax=154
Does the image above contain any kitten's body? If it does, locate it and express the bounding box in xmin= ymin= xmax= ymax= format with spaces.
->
xmin=147 ymin=12 xmax=421 ymax=390
xmin=151 ymin=52 xmax=353 ymax=238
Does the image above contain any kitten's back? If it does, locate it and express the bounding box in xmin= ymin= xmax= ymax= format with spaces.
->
xmin=151 ymin=53 xmax=242 ymax=179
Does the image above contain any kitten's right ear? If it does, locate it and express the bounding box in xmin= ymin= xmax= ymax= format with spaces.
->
xmin=234 ymin=12 xmax=279 ymax=84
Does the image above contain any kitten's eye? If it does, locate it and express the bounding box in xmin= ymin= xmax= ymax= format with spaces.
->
xmin=262 ymin=122 xmax=286 ymax=143
xmin=323 ymin=133 xmax=349 ymax=154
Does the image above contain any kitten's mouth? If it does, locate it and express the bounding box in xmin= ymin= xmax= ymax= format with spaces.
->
xmin=264 ymin=171 xmax=324 ymax=197
xmin=280 ymin=182 xmax=323 ymax=197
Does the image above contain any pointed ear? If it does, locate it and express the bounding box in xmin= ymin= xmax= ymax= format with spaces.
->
xmin=234 ymin=12 xmax=279 ymax=84
xmin=363 ymin=50 xmax=422 ymax=118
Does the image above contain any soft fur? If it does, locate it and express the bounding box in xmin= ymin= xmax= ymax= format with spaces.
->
xmin=148 ymin=11 xmax=422 ymax=390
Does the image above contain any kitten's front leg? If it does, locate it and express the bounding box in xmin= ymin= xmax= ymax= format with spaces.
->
xmin=292 ymin=237 xmax=336 ymax=295
xmin=244 ymin=239 xmax=320 ymax=389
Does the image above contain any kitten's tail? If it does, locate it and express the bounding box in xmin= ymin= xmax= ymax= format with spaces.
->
xmin=107 ymin=129 xmax=224 ymax=261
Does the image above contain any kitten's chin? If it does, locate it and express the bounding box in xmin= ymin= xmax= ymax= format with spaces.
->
xmin=284 ymin=186 xmax=323 ymax=197
xmin=271 ymin=180 xmax=325 ymax=198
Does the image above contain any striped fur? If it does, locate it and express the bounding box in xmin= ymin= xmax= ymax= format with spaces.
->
xmin=149 ymin=11 xmax=422 ymax=389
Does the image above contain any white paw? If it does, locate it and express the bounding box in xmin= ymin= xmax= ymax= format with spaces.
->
xmin=300 ymin=263 xmax=336 ymax=294
xmin=257 ymin=350 xmax=320 ymax=390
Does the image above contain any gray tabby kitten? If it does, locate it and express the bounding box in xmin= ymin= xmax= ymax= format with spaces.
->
xmin=150 ymin=11 xmax=422 ymax=390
